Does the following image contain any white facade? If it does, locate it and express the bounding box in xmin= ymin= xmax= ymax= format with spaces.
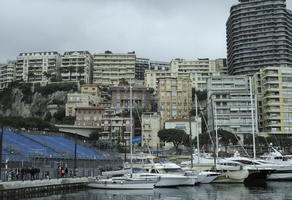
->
xmin=170 ymin=58 xmax=225 ymax=90
xmin=144 ymin=70 xmax=190 ymax=93
xmin=60 ymin=51 xmax=92 ymax=83
xmin=16 ymin=52 xmax=61 ymax=83
xmin=164 ymin=118 xmax=201 ymax=140
xmin=92 ymin=51 xmax=136 ymax=86
xmin=149 ymin=61 xmax=170 ymax=71
xmin=65 ymin=93 xmax=91 ymax=117
xmin=141 ymin=112 xmax=161 ymax=149
xmin=0 ymin=61 xmax=16 ymax=90
xmin=207 ymin=76 xmax=256 ymax=139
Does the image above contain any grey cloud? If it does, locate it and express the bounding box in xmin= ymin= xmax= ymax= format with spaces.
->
xmin=0 ymin=0 xmax=291 ymax=63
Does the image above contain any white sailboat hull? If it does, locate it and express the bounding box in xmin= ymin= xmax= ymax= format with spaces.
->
xmin=154 ymin=174 xmax=195 ymax=188
xmin=197 ymin=173 xmax=220 ymax=184
xmin=213 ymin=170 xmax=249 ymax=183
xmin=268 ymin=172 xmax=292 ymax=180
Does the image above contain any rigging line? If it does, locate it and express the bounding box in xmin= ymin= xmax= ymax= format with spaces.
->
xmin=196 ymin=94 xmax=214 ymax=146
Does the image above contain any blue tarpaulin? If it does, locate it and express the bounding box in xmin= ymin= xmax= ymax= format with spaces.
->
xmin=129 ymin=136 xmax=141 ymax=144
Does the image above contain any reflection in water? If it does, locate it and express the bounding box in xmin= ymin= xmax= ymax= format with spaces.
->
xmin=28 ymin=182 xmax=292 ymax=200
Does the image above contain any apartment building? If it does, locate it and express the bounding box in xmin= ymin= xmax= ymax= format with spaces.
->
xmin=74 ymin=106 xmax=104 ymax=126
xmin=99 ymin=116 xmax=131 ymax=142
xmin=16 ymin=52 xmax=61 ymax=83
xmin=60 ymin=51 xmax=92 ymax=83
xmin=81 ymin=84 xmax=101 ymax=105
xmin=0 ymin=61 xmax=16 ymax=90
xmin=157 ymin=77 xmax=192 ymax=124
xmin=254 ymin=67 xmax=292 ymax=136
xmin=110 ymin=86 xmax=152 ymax=112
xmin=171 ymin=58 xmax=226 ymax=90
xmin=141 ymin=112 xmax=161 ymax=149
xmin=144 ymin=70 xmax=191 ymax=93
xmin=92 ymin=51 xmax=136 ymax=86
xmin=149 ymin=61 xmax=170 ymax=71
xmin=207 ymin=76 xmax=256 ymax=139
xmin=65 ymin=93 xmax=91 ymax=117
xmin=227 ymin=0 xmax=292 ymax=75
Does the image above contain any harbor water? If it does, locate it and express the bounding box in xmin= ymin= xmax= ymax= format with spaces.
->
xmin=28 ymin=182 xmax=292 ymax=200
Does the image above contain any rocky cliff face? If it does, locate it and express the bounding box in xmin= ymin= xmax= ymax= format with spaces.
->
xmin=0 ymin=88 xmax=68 ymax=118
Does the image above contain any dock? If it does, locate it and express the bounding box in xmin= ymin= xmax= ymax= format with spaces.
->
xmin=0 ymin=177 xmax=89 ymax=199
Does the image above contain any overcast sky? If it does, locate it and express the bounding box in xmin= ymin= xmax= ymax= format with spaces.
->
xmin=0 ymin=0 xmax=291 ymax=63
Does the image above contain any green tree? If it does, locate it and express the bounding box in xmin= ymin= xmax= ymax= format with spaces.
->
xmin=43 ymin=71 xmax=52 ymax=82
xmin=53 ymin=108 xmax=65 ymax=123
xmin=192 ymin=88 xmax=207 ymax=102
xmin=89 ymin=129 xmax=100 ymax=141
xmin=244 ymin=135 xmax=268 ymax=146
xmin=193 ymin=133 xmax=213 ymax=152
xmin=215 ymin=129 xmax=239 ymax=152
xmin=68 ymin=66 xmax=76 ymax=81
xmin=158 ymin=129 xmax=188 ymax=154
xmin=44 ymin=112 xmax=52 ymax=122
xmin=119 ymin=78 xmax=129 ymax=86
xmin=28 ymin=71 xmax=36 ymax=82
xmin=77 ymin=67 xmax=84 ymax=81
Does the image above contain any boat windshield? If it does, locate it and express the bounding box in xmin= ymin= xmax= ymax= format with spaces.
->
xmin=132 ymin=168 xmax=148 ymax=173
xmin=163 ymin=168 xmax=183 ymax=174
xmin=233 ymin=160 xmax=260 ymax=165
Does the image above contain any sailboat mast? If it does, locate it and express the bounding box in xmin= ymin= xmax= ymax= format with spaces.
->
xmin=195 ymin=94 xmax=200 ymax=164
xmin=189 ymin=109 xmax=193 ymax=169
xmin=130 ymin=80 xmax=133 ymax=173
xmin=211 ymin=97 xmax=217 ymax=169
xmin=214 ymin=103 xmax=219 ymax=159
xmin=249 ymin=77 xmax=256 ymax=160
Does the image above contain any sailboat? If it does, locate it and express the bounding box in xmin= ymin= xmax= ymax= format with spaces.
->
xmin=88 ymin=82 xmax=157 ymax=189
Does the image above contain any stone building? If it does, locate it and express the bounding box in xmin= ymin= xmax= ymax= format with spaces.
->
xmin=74 ymin=106 xmax=104 ymax=126
xmin=157 ymin=76 xmax=192 ymax=124
xmin=110 ymin=86 xmax=152 ymax=112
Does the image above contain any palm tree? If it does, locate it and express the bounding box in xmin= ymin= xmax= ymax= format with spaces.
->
xmin=77 ymin=67 xmax=85 ymax=81
xmin=43 ymin=71 xmax=52 ymax=82
xmin=27 ymin=71 xmax=36 ymax=82
xmin=68 ymin=66 xmax=75 ymax=81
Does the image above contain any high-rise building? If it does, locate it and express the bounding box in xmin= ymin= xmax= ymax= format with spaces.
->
xmin=157 ymin=76 xmax=192 ymax=124
xmin=254 ymin=67 xmax=292 ymax=136
xmin=92 ymin=51 xmax=136 ymax=86
xmin=60 ymin=51 xmax=92 ymax=83
xmin=208 ymin=76 xmax=256 ymax=139
xmin=16 ymin=52 xmax=61 ymax=83
xmin=227 ymin=0 xmax=292 ymax=75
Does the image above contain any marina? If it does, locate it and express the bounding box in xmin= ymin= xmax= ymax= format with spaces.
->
xmin=4 ymin=181 xmax=292 ymax=200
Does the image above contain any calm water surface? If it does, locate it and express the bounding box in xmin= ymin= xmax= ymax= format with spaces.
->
xmin=29 ymin=182 xmax=292 ymax=200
